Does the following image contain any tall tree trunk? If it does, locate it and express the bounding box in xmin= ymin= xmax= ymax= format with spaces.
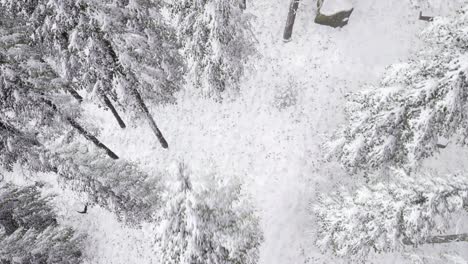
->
xmin=425 ymin=233 xmax=468 ymax=244
xmin=403 ymin=233 xmax=468 ymax=245
xmin=60 ymin=27 xmax=126 ymax=130
xmin=240 ymin=0 xmax=246 ymax=10
xmin=100 ymin=33 xmax=168 ymax=148
xmin=131 ymin=89 xmax=169 ymax=149
xmin=283 ymin=0 xmax=300 ymax=41
xmin=42 ymin=99 xmax=119 ymax=159
xmin=65 ymin=76 xmax=126 ymax=129
xmin=100 ymin=92 xmax=126 ymax=128
xmin=65 ymin=117 xmax=119 ymax=159
xmin=66 ymin=87 xmax=83 ymax=103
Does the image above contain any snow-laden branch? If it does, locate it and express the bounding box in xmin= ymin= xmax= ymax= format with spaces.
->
xmin=326 ymin=7 xmax=468 ymax=173
xmin=315 ymin=170 xmax=468 ymax=260
xmin=0 ymin=183 xmax=85 ymax=263
xmin=49 ymin=142 xmax=163 ymax=224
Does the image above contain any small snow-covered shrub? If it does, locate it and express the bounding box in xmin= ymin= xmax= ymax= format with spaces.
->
xmin=155 ymin=163 xmax=263 ymax=264
xmin=273 ymin=77 xmax=299 ymax=110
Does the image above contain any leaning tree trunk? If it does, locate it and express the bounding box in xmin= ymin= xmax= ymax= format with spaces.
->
xmin=67 ymin=86 xmax=126 ymax=129
xmin=403 ymin=233 xmax=468 ymax=245
xmin=60 ymin=28 xmax=126 ymax=130
xmin=100 ymin=92 xmax=126 ymax=129
xmin=239 ymin=0 xmax=246 ymax=10
xmin=131 ymin=89 xmax=169 ymax=149
xmin=42 ymin=98 xmax=119 ymax=159
xmin=425 ymin=233 xmax=468 ymax=244
xmin=66 ymin=87 xmax=83 ymax=103
xmin=65 ymin=117 xmax=119 ymax=159
xmin=283 ymin=0 xmax=300 ymax=41
xmin=100 ymin=34 xmax=168 ymax=148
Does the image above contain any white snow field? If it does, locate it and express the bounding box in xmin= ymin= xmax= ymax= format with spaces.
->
xmin=3 ymin=0 xmax=468 ymax=263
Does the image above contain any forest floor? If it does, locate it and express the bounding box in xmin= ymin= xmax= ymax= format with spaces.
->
xmin=4 ymin=0 xmax=468 ymax=263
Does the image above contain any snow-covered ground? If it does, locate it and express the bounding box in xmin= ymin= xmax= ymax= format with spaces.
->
xmin=4 ymin=0 xmax=468 ymax=263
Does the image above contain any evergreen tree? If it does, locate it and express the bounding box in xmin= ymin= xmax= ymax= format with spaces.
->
xmin=1 ymin=3 xmax=163 ymax=224
xmin=0 ymin=183 xmax=85 ymax=264
xmin=38 ymin=0 xmax=183 ymax=147
xmin=170 ymin=0 xmax=255 ymax=98
xmin=326 ymin=6 xmax=468 ymax=173
xmin=1 ymin=5 xmax=77 ymax=170
xmin=0 ymin=0 xmax=120 ymax=162
xmin=155 ymin=163 xmax=262 ymax=264
xmin=1 ymin=0 xmax=183 ymax=148
xmin=315 ymin=170 xmax=468 ymax=261
xmin=318 ymin=6 xmax=468 ymax=261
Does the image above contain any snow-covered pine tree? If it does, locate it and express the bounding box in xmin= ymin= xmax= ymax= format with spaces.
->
xmin=2 ymin=0 xmax=184 ymax=147
xmin=315 ymin=170 xmax=468 ymax=261
xmin=1 ymin=1 xmax=121 ymax=162
xmin=1 ymin=5 xmax=163 ymax=225
xmin=170 ymin=0 xmax=255 ymax=98
xmin=155 ymin=163 xmax=262 ymax=264
xmin=317 ymin=6 xmax=468 ymax=261
xmin=1 ymin=7 xmax=78 ymax=170
xmin=38 ymin=0 xmax=184 ymax=147
xmin=327 ymin=6 xmax=468 ymax=174
xmin=0 ymin=183 xmax=85 ymax=263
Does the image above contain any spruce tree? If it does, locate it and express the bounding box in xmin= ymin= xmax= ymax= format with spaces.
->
xmin=1 ymin=2 xmax=163 ymax=224
xmin=0 ymin=183 xmax=85 ymax=264
xmin=315 ymin=170 xmax=468 ymax=260
xmin=39 ymin=0 xmax=184 ymax=147
xmin=155 ymin=164 xmax=262 ymax=264
xmin=1 ymin=0 xmax=184 ymax=148
xmin=326 ymin=6 xmax=468 ymax=174
xmin=318 ymin=6 xmax=468 ymax=261
xmin=170 ymin=0 xmax=255 ymax=98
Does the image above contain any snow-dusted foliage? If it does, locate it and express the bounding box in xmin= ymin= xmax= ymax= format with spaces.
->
xmin=319 ymin=6 xmax=468 ymax=260
xmin=27 ymin=0 xmax=184 ymax=105
xmin=0 ymin=183 xmax=85 ymax=263
xmin=1 ymin=0 xmax=181 ymax=148
xmin=155 ymin=164 xmax=262 ymax=264
xmin=0 ymin=5 xmax=78 ymax=171
xmin=170 ymin=0 xmax=255 ymax=98
xmin=315 ymin=170 xmax=468 ymax=261
xmin=327 ymin=6 xmax=468 ymax=173
xmin=49 ymin=142 xmax=162 ymax=224
xmin=0 ymin=1 xmax=164 ymax=225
